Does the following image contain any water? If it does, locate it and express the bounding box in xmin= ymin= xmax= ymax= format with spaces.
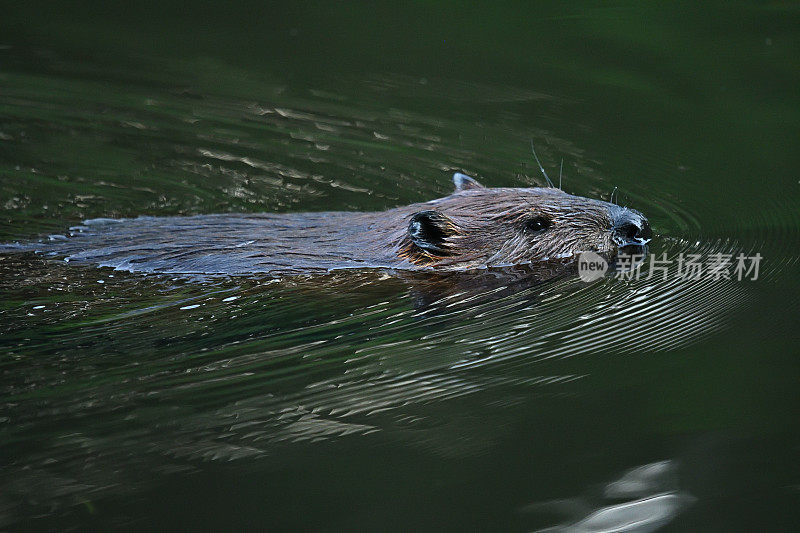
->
xmin=1 ymin=2 xmax=799 ymax=531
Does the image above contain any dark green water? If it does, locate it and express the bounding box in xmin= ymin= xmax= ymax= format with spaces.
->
xmin=1 ymin=2 xmax=799 ymax=531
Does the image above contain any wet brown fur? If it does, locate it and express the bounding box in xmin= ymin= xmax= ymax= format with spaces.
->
xmin=3 ymin=175 xmax=644 ymax=277
xmin=388 ymin=186 xmax=622 ymax=270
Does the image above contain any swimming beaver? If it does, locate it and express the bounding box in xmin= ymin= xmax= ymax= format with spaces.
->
xmin=2 ymin=173 xmax=651 ymax=276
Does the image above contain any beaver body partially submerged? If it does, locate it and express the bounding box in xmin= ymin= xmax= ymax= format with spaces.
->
xmin=3 ymin=173 xmax=650 ymax=276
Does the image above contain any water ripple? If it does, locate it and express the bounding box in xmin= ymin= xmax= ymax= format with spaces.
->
xmin=1 ymin=51 xmax=797 ymax=528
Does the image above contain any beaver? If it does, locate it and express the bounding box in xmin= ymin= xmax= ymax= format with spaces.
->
xmin=2 ymin=173 xmax=651 ymax=276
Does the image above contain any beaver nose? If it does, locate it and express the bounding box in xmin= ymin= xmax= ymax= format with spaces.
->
xmin=611 ymin=210 xmax=652 ymax=246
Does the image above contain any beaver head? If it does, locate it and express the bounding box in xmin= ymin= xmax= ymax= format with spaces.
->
xmin=397 ymin=173 xmax=651 ymax=268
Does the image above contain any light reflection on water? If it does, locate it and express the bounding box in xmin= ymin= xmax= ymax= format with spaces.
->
xmin=525 ymin=460 xmax=695 ymax=533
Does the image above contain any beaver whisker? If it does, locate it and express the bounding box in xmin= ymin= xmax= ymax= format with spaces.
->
xmin=530 ymin=140 xmax=555 ymax=188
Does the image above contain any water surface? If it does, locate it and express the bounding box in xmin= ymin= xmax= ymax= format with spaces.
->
xmin=1 ymin=2 xmax=798 ymax=531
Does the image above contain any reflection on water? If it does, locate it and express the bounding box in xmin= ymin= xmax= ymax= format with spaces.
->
xmin=1 ymin=2 xmax=799 ymax=530
xmin=526 ymin=460 xmax=694 ymax=533
xmin=547 ymin=493 xmax=693 ymax=533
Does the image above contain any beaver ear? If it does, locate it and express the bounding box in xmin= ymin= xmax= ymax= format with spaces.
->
xmin=408 ymin=210 xmax=456 ymax=255
xmin=453 ymin=172 xmax=485 ymax=191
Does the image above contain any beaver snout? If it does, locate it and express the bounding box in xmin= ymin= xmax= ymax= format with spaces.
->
xmin=611 ymin=208 xmax=652 ymax=247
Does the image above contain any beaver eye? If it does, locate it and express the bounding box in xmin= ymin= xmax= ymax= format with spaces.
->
xmin=525 ymin=216 xmax=552 ymax=233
